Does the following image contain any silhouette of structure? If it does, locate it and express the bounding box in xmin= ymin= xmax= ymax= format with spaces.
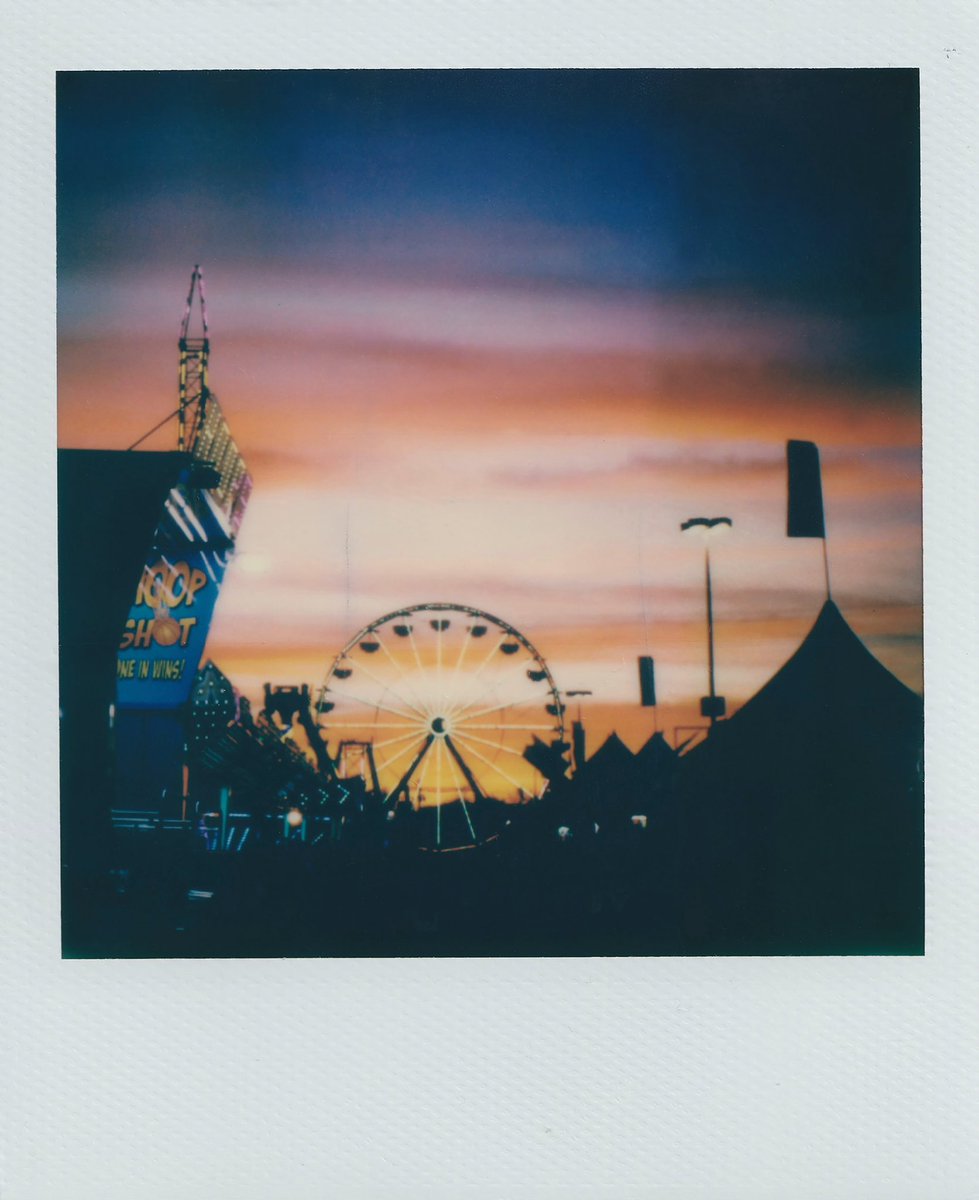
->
xmin=57 ymin=271 xmax=924 ymax=959
xmin=61 ymin=591 xmax=924 ymax=957
xmin=59 ymin=268 xmax=252 ymax=954
xmin=545 ymin=730 xmax=679 ymax=837
xmin=58 ymin=449 xmax=220 ymax=946
xmin=657 ymin=601 xmax=924 ymax=954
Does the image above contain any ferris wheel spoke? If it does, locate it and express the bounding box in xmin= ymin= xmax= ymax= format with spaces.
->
xmin=449 ymin=727 xmax=531 ymax=759
xmin=339 ymin=652 xmax=430 ymax=721
xmin=445 ymin=662 xmax=546 ymax=722
xmin=444 ymin=734 xmax=486 ymax=802
xmin=443 ymin=743 xmax=478 ymax=844
xmin=459 ymin=722 xmax=557 ymax=731
xmin=325 ymin=689 xmax=420 ymax=723
xmin=374 ymin=630 xmax=433 ymax=718
xmin=468 ymin=634 xmax=509 ymax=683
xmin=371 ymin=728 xmax=431 ymax=752
xmin=406 ymin=625 xmax=425 ymax=674
xmin=434 ymin=620 xmax=449 ymax=713
xmin=451 ymin=624 xmax=474 ymax=673
xmin=335 ymin=652 xmax=427 ymax=715
xmin=382 ymin=733 xmax=435 ymax=805
xmin=474 ymin=637 xmax=532 ymax=682
xmin=435 ymin=739 xmax=444 ymax=848
xmin=419 ymin=732 xmax=438 ymax=811
xmin=446 ymin=698 xmax=551 ymax=729
xmin=405 ymin=625 xmax=433 ymax=713
xmin=449 ymin=729 xmax=530 ymax=798
xmin=439 ymin=628 xmax=533 ymax=720
xmin=451 ymin=696 xmax=548 ymax=725
xmin=435 ymin=735 xmax=444 ymax=798
xmin=325 ymin=721 xmax=422 ymax=731
xmin=412 ymin=739 xmax=427 ymax=806
xmin=457 ymin=784 xmax=477 ymax=843
xmin=444 ymin=624 xmax=475 ymax=706
xmin=376 ymin=730 xmax=429 ymax=780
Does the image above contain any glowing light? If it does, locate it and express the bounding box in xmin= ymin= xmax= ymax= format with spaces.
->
xmin=236 ymin=553 xmax=272 ymax=575
xmin=164 ymin=499 xmax=195 ymax=542
xmin=169 ymin=488 xmax=208 ymax=541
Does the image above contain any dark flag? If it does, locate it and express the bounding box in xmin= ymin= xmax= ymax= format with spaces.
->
xmin=638 ymin=656 xmax=656 ymax=707
xmin=787 ymin=440 xmax=826 ymax=538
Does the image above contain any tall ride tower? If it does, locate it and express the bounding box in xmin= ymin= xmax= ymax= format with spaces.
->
xmin=175 ymin=265 xmax=250 ymax=533
xmin=112 ymin=266 xmax=252 ymax=814
xmin=178 ymin=264 xmax=209 ymax=454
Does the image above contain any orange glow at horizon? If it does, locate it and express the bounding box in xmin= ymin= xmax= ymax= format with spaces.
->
xmin=58 ymin=265 xmax=922 ymax=747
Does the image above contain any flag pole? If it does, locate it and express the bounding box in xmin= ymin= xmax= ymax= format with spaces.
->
xmin=705 ymin=544 xmax=718 ymax=728
xmin=680 ymin=517 xmax=731 ymax=733
xmin=821 ymin=536 xmax=832 ymax=602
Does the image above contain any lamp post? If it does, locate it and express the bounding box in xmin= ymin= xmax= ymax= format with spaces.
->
xmin=565 ymin=689 xmax=592 ymax=774
xmin=680 ymin=516 xmax=733 ymax=730
xmin=565 ymin=689 xmax=593 ymax=723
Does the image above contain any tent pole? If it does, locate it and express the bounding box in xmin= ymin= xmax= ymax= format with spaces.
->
xmin=822 ymin=537 xmax=832 ymax=602
xmin=705 ymin=546 xmax=717 ymax=727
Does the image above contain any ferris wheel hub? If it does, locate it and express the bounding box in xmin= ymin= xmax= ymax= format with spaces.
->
xmin=430 ymin=716 xmax=448 ymax=736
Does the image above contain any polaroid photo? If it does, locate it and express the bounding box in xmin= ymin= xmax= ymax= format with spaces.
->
xmin=2 ymin=5 xmax=976 ymax=1197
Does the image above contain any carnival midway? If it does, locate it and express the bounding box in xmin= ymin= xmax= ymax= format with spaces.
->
xmin=59 ymin=268 xmax=923 ymax=959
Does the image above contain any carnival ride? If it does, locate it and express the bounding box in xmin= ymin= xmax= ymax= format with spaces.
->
xmin=314 ymin=603 xmax=569 ymax=851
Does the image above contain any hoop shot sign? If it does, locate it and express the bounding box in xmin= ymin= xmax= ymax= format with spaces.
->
xmin=117 ymin=544 xmax=231 ymax=708
xmin=115 ymin=349 xmax=250 ymax=710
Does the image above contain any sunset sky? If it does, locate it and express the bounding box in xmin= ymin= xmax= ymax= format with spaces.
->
xmin=57 ymin=69 xmax=922 ymax=747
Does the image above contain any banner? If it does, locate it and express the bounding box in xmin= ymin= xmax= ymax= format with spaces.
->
xmin=638 ymin=656 xmax=657 ymax=707
xmin=116 ymin=545 xmax=231 ymax=709
xmin=787 ymin=439 xmax=826 ymax=538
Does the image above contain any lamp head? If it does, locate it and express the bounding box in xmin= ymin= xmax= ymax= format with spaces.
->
xmin=680 ymin=516 xmax=733 ymax=542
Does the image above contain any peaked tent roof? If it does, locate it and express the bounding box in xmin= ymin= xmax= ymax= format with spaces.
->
xmin=635 ymin=731 xmax=678 ymax=777
xmin=581 ymin=732 xmax=635 ymax=776
xmin=656 ymin=600 xmax=923 ymax=954
xmin=713 ymin=599 xmax=920 ymax=736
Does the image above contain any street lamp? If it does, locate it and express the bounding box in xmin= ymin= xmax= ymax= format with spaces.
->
xmin=681 ymin=516 xmax=733 ymax=730
xmin=565 ymin=689 xmax=592 ymax=774
xmin=565 ymin=689 xmax=593 ymax=722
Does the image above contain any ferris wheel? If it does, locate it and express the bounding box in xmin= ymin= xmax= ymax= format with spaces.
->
xmin=315 ymin=603 xmax=566 ymax=851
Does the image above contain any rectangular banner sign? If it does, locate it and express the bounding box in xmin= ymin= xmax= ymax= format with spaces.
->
xmin=116 ymin=546 xmax=231 ymax=709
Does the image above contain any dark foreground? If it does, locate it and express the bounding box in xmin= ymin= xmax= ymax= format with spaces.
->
xmin=63 ymin=817 xmax=922 ymax=959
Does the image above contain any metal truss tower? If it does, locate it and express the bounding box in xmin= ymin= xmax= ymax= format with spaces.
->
xmin=178 ymin=264 xmax=209 ymax=453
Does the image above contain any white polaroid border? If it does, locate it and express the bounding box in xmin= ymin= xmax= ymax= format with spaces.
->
xmin=1 ymin=3 xmax=976 ymax=1198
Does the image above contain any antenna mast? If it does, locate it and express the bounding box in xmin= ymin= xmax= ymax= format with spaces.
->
xmin=178 ymin=264 xmax=209 ymax=452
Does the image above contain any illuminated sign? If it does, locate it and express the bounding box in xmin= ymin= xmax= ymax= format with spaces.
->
xmin=115 ymin=471 xmax=242 ymax=710
xmin=115 ymin=405 xmax=251 ymax=709
xmin=116 ymin=546 xmax=232 ymax=709
xmin=190 ymin=396 xmax=252 ymax=534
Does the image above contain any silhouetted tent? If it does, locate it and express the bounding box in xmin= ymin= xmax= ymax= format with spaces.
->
xmin=581 ymin=732 xmax=636 ymax=780
xmin=658 ymin=600 xmax=923 ymax=954
xmin=570 ymin=732 xmax=636 ymax=825
xmin=635 ymin=732 xmax=679 ymax=784
xmin=562 ymin=732 xmax=676 ymax=830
